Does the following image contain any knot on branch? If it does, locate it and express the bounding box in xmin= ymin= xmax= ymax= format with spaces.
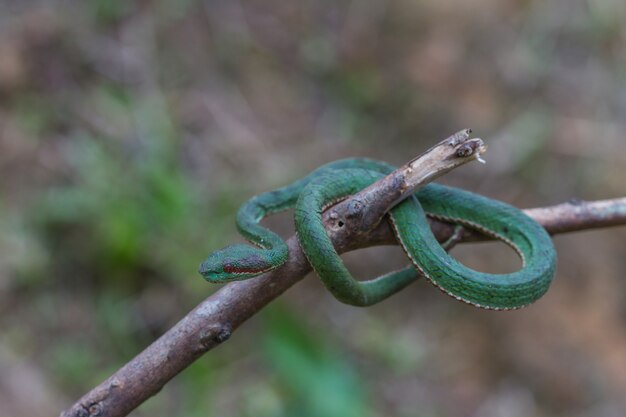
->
xmin=199 ymin=325 xmax=232 ymax=351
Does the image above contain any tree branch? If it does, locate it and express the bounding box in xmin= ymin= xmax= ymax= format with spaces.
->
xmin=60 ymin=134 xmax=626 ymax=417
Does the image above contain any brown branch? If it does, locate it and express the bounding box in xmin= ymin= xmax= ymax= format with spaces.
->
xmin=60 ymin=134 xmax=626 ymax=417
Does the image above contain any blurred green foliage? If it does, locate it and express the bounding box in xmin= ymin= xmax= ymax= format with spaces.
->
xmin=262 ymin=305 xmax=370 ymax=417
xmin=29 ymin=87 xmax=192 ymax=288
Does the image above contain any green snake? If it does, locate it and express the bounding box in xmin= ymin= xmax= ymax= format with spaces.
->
xmin=199 ymin=158 xmax=557 ymax=310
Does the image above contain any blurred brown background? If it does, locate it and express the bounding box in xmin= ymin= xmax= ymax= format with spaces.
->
xmin=1 ymin=1 xmax=626 ymax=416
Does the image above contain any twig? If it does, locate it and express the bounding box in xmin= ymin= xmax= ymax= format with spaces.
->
xmin=60 ymin=134 xmax=626 ymax=417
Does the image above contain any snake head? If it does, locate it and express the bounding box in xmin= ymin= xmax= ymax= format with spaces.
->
xmin=199 ymin=244 xmax=275 ymax=282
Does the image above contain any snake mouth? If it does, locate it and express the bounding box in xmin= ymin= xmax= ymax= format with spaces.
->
xmin=198 ymin=261 xmax=220 ymax=279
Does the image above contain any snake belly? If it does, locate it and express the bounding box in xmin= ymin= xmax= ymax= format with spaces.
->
xmin=294 ymin=165 xmax=557 ymax=309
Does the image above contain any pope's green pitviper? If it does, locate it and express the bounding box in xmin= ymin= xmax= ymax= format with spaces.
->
xmin=199 ymin=158 xmax=557 ymax=309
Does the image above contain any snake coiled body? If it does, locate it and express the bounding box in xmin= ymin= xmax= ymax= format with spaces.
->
xmin=199 ymin=158 xmax=557 ymax=310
